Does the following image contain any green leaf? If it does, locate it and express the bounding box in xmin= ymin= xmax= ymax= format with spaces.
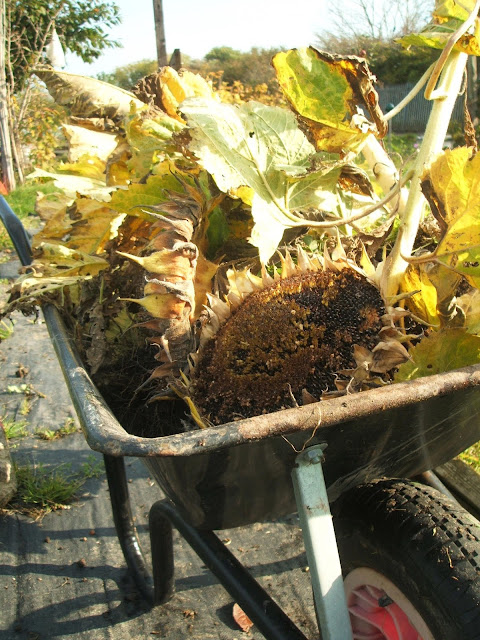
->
xmin=180 ymin=97 xmax=342 ymax=263
xmin=272 ymin=47 xmax=386 ymax=154
xmin=108 ymin=168 xmax=194 ymax=218
xmin=124 ymin=108 xmax=184 ymax=176
xmin=395 ymin=328 xmax=480 ymax=381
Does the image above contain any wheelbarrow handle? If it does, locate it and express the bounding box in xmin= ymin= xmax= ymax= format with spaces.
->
xmin=0 ymin=195 xmax=32 ymax=266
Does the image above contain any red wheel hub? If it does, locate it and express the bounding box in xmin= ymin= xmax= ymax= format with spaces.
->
xmin=344 ymin=568 xmax=434 ymax=640
xmin=348 ymin=583 xmax=422 ymax=639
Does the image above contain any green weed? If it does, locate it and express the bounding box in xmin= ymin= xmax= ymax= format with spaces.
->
xmin=80 ymin=455 xmax=104 ymax=479
xmin=459 ymin=441 xmax=480 ymax=474
xmin=0 ymin=181 xmax=57 ymax=250
xmin=1 ymin=414 xmax=28 ymax=439
xmin=35 ymin=417 xmax=79 ymax=440
xmin=0 ymin=319 xmax=13 ymax=340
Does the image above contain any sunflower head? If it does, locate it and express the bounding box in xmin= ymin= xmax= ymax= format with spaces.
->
xmin=185 ymin=259 xmax=386 ymax=425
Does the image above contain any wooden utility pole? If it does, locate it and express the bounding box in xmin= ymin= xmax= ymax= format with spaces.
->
xmin=0 ymin=0 xmax=15 ymax=191
xmin=153 ymin=0 xmax=167 ymax=68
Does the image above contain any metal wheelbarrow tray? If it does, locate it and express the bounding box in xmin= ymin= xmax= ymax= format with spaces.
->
xmin=3 ymin=198 xmax=480 ymax=639
xmin=43 ymin=303 xmax=480 ymax=638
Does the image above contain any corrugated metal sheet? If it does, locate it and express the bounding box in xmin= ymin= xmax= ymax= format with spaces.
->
xmin=377 ymin=83 xmax=464 ymax=133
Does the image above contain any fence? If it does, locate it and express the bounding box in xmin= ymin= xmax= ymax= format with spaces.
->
xmin=376 ymin=82 xmax=464 ymax=133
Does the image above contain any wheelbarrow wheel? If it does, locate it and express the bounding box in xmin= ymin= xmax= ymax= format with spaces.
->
xmin=332 ymin=478 xmax=480 ymax=640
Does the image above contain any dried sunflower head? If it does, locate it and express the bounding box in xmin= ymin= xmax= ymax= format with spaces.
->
xmin=187 ymin=265 xmax=386 ymax=425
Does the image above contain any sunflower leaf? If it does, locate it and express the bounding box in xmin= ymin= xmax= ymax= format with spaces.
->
xmin=180 ymin=97 xmax=342 ymax=263
xmin=272 ymin=47 xmax=386 ymax=154
xmin=421 ymin=147 xmax=480 ymax=287
xmin=400 ymin=0 xmax=480 ymax=55
xmin=395 ymin=328 xmax=480 ymax=381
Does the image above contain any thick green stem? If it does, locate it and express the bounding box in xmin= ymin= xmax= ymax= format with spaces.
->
xmin=381 ymin=50 xmax=468 ymax=300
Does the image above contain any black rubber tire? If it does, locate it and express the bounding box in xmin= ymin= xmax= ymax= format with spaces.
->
xmin=331 ymin=478 xmax=480 ymax=640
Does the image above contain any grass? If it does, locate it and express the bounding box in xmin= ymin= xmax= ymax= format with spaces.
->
xmin=0 ymin=180 xmax=57 ymax=250
xmin=13 ymin=462 xmax=84 ymax=512
xmin=383 ymin=132 xmax=420 ymax=169
xmin=7 ymin=455 xmax=104 ymax=517
xmin=4 ymin=180 xmax=57 ymax=219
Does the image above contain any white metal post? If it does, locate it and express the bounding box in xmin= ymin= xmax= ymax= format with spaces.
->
xmin=291 ymin=444 xmax=353 ymax=640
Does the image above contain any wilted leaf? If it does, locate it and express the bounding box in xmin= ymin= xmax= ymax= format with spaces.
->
xmin=35 ymin=191 xmax=73 ymax=221
xmin=421 ymin=147 xmax=480 ymax=287
xmin=35 ymin=68 xmax=145 ymax=120
xmin=62 ymin=124 xmax=119 ymax=162
xmin=232 ymin=603 xmax=254 ymax=633
xmin=34 ymin=199 xmax=125 ymax=255
xmin=134 ymin=66 xmax=215 ymax=121
xmin=395 ymin=328 xmax=480 ymax=381
xmin=457 ymin=289 xmax=480 ymax=334
xmin=180 ymin=97 xmax=342 ymax=262
xmin=371 ymin=339 xmax=411 ymax=373
xmin=30 ymin=243 xmax=109 ymax=278
xmin=272 ymin=47 xmax=386 ymax=155
xmin=27 ymin=168 xmax=116 ymax=201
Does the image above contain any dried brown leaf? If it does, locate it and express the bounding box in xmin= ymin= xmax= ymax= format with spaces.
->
xmin=233 ymin=603 xmax=254 ymax=633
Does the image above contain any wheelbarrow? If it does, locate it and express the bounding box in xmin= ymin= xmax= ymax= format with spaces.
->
xmin=2 ymin=197 xmax=480 ymax=639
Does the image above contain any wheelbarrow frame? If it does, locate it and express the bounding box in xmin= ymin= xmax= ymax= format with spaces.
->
xmin=2 ymin=195 xmax=480 ymax=639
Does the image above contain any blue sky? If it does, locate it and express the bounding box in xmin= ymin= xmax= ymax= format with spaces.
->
xmin=64 ymin=0 xmax=325 ymax=76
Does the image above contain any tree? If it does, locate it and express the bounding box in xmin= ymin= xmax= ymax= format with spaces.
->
xmin=8 ymin=1 xmax=121 ymax=94
xmin=2 ymin=0 xmax=121 ymax=185
xmin=97 ymin=59 xmax=158 ymax=91
xmin=204 ymin=47 xmax=242 ymax=64
xmin=316 ymin=0 xmax=437 ymax=84
xmin=320 ymin=0 xmax=433 ymax=43
xmin=196 ymin=47 xmax=285 ymax=94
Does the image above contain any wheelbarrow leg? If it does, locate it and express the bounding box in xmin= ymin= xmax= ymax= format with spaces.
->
xmin=103 ymin=454 xmax=154 ymax=604
xmin=291 ymin=444 xmax=353 ymax=640
xmin=149 ymin=500 xmax=175 ymax=604
xmin=150 ymin=499 xmax=309 ymax=640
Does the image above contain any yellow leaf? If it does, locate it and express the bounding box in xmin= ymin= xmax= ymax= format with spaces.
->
xmin=57 ymin=154 xmax=107 ymax=180
xmin=400 ymin=1 xmax=480 ymax=55
xmin=31 ymin=243 xmax=108 ymax=277
xmin=400 ymin=264 xmax=438 ymax=325
xmin=419 ymin=148 xmax=480 ymax=287
xmin=151 ymin=67 xmax=215 ymax=122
